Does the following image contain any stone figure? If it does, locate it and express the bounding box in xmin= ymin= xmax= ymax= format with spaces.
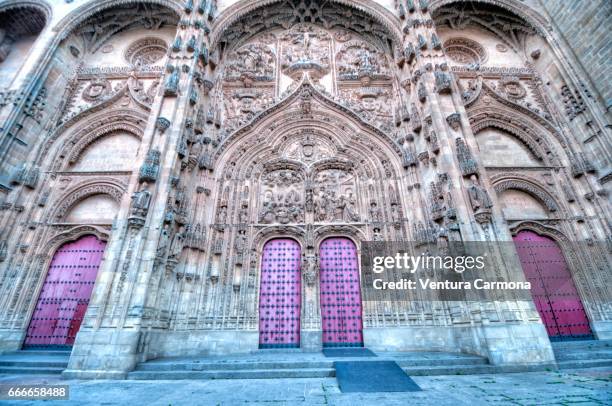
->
xmin=343 ymin=191 xmax=359 ymax=222
xmin=369 ymin=201 xmax=382 ymax=222
xmin=467 ymin=175 xmax=493 ymax=213
xmin=131 ymin=182 xmax=151 ymax=217
xmin=169 ymin=228 xmax=185 ymax=260
xmin=156 ymin=225 xmax=170 ymax=260
xmin=303 ymin=254 xmax=319 ymax=286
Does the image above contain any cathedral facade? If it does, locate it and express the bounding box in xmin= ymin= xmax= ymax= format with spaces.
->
xmin=0 ymin=0 xmax=610 ymax=379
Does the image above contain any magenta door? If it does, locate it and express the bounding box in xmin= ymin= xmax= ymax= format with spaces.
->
xmin=319 ymin=238 xmax=363 ymax=347
xmin=259 ymin=239 xmax=301 ymax=348
xmin=513 ymin=230 xmax=592 ymax=340
xmin=25 ymin=235 xmax=106 ymax=347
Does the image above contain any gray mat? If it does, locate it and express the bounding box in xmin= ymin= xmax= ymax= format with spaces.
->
xmin=334 ymin=361 xmax=422 ymax=392
xmin=322 ymin=348 xmax=377 ymax=357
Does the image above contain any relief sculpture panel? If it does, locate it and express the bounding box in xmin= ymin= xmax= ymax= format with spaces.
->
xmin=258 ymin=170 xmax=305 ymax=224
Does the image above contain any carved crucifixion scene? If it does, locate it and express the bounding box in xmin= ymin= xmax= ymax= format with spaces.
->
xmin=0 ymin=0 xmax=609 ymax=384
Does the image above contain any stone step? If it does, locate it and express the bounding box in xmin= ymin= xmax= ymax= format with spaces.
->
xmin=557 ymin=358 xmax=612 ymax=370
xmin=127 ymin=367 xmax=335 ymax=380
xmin=6 ymin=350 xmax=71 ymax=357
xmin=395 ymin=356 xmax=488 ymax=367
xmin=554 ymin=350 xmax=612 ymax=361
xmin=136 ymin=360 xmax=334 ymax=371
xmin=403 ymin=362 xmax=554 ymax=376
xmin=0 ymin=360 xmax=69 ymax=368
xmin=551 ymin=340 xmax=612 ymax=351
xmin=0 ymin=366 xmax=66 ymax=375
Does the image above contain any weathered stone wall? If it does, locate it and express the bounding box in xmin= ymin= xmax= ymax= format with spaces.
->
xmin=540 ymin=0 xmax=612 ymax=111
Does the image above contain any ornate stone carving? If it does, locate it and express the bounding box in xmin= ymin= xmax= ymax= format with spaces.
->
xmin=446 ymin=113 xmax=461 ymax=130
xmin=336 ymin=40 xmax=391 ymax=80
xmin=499 ymin=76 xmax=527 ymax=100
xmin=312 ymin=169 xmax=359 ymax=223
xmin=468 ymin=175 xmax=493 ymax=223
xmin=434 ymin=65 xmax=453 ymax=94
xmin=443 ymin=37 xmax=488 ymax=65
xmin=139 ymin=149 xmax=161 ymax=183
xmin=302 ymin=253 xmax=319 ymax=286
xmin=224 ymin=43 xmax=275 ymax=82
xmin=259 ymin=170 xmax=304 ymax=224
xmin=455 ymin=138 xmax=478 ymax=176
xmin=163 ymin=66 xmax=179 ymax=96
xmin=82 ymin=78 xmax=111 ymax=102
xmin=124 ymin=37 xmax=168 ymax=66
xmin=337 ymin=87 xmax=393 ymax=132
xmin=129 ymin=182 xmax=152 ymax=227
xmin=280 ymin=24 xmax=331 ymax=80
xmin=156 ymin=117 xmax=171 ymax=132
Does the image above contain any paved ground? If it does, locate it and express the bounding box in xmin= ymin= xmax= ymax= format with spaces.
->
xmin=0 ymin=368 xmax=612 ymax=406
xmin=0 ymin=367 xmax=610 ymax=405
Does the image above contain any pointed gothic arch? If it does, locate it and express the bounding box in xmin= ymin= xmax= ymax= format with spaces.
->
xmin=211 ymin=0 xmax=403 ymax=50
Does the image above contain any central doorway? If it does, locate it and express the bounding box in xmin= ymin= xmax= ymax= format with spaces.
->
xmin=319 ymin=237 xmax=363 ymax=347
xmin=25 ymin=235 xmax=106 ymax=347
xmin=259 ymin=238 xmax=301 ymax=348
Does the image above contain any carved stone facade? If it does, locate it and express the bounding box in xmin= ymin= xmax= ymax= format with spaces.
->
xmin=0 ymin=0 xmax=610 ymax=379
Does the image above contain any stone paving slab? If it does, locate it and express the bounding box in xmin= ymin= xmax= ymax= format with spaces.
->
xmin=0 ymin=367 xmax=609 ymax=405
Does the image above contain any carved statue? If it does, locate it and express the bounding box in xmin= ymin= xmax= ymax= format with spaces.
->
xmin=343 ymin=191 xmax=359 ymax=222
xmin=168 ymin=228 xmax=185 ymax=260
xmin=467 ymin=175 xmax=493 ymax=213
xmin=156 ymin=225 xmax=170 ymax=260
xmin=131 ymin=182 xmax=151 ymax=217
xmin=369 ymin=201 xmax=382 ymax=222
xmin=303 ymin=254 xmax=319 ymax=286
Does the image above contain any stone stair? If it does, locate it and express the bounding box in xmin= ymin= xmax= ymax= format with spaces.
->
xmin=127 ymin=351 xmax=494 ymax=380
xmin=552 ymin=339 xmax=612 ymax=370
xmin=0 ymin=348 xmax=70 ymax=375
xmin=128 ymin=358 xmax=335 ymax=380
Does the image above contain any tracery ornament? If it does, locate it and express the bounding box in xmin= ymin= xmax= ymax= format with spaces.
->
xmin=432 ymin=2 xmax=542 ymax=52
xmin=443 ymin=37 xmax=487 ymax=66
xmin=73 ymin=3 xmax=178 ymax=53
xmin=336 ymin=40 xmax=391 ymax=81
xmin=124 ymin=37 xmax=168 ymax=66
xmin=213 ymin=0 xmax=400 ymax=51
xmin=224 ymin=43 xmax=276 ymax=82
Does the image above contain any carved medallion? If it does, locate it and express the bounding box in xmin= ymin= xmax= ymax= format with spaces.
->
xmin=124 ymin=37 xmax=168 ymax=66
xmin=444 ymin=37 xmax=488 ymax=65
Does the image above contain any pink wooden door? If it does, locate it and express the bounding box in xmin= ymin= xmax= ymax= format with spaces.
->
xmin=514 ymin=230 xmax=592 ymax=340
xmin=259 ymin=239 xmax=301 ymax=348
xmin=319 ymin=238 xmax=363 ymax=347
xmin=25 ymin=235 xmax=106 ymax=347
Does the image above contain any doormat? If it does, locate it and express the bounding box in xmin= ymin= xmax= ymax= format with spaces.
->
xmin=334 ymin=361 xmax=422 ymax=392
xmin=323 ymin=348 xmax=377 ymax=357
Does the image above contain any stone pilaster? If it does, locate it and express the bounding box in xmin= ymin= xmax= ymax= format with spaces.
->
xmin=63 ymin=6 xmax=215 ymax=379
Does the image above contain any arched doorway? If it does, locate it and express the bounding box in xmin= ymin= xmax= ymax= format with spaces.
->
xmin=513 ymin=230 xmax=592 ymax=340
xmin=259 ymin=238 xmax=301 ymax=348
xmin=25 ymin=235 xmax=106 ymax=347
xmin=319 ymin=237 xmax=363 ymax=347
